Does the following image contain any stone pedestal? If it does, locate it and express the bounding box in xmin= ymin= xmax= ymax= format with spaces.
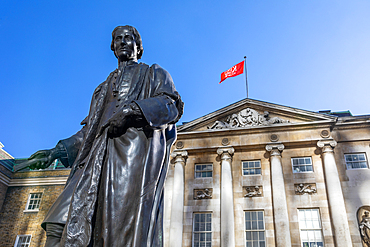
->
xmin=317 ymin=140 xmax=352 ymax=246
xmin=266 ymin=144 xmax=292 ymax=247
xmin=169 ymin=150 xmax=188 ymax=247
xmin=217 ymin=147 xmax=235 ymax=247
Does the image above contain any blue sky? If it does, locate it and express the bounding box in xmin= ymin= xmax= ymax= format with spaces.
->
xmin=1 ymin=0 xmax=370 ymax=158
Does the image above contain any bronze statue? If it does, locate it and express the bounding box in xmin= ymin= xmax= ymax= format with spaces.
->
xmin=24 ymin=25 xmax=183 ymax=247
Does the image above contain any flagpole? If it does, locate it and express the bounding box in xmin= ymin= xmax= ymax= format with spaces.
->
xmin=244 ymin=56 xmax=248 ymax=98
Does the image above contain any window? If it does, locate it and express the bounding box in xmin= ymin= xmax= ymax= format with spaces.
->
xmin=298 ymin=209 xmax=324 ymax=247
xmin=243 ymin=160 xmax=261 ymax=175
xmin=25 ymin=193 xmax=42 ymax=211
xmin=245 ymin=211 xmax=265 ymax=247
xmin=292 ymin=157 xmax=313 ymax=173
xmin=344 ymin=153 xmax=368 ymax=170
xmin=14 ymin=235 xmax=31 ymax=247
xmin=195 ymin=164 xmax=213 ymax=178
xmin=193 ymin=213 xmax=212 ymax=247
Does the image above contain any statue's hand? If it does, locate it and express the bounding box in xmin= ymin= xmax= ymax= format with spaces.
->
xmin=27 ymin=148 xmax=58 ymax=170
xmin=98 ymin=106 xmax=132 ymax=137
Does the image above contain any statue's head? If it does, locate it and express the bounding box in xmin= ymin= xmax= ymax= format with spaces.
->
xmin=111 ymin=25 xmax=144 ymax=61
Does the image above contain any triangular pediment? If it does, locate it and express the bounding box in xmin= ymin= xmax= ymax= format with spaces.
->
xmin=177 ymin=98 xmax=336 ymax=132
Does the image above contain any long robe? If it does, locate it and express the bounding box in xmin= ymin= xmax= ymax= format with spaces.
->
xmin=43 ymin=61 xmax=182 ymax=247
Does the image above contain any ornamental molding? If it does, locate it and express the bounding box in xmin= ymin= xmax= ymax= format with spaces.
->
xmin=244 ymin=186 xmax=263 ymax=197
xmin=194 ymin=188 xmax=213 ymax=200
xmin=8 ymin=176 xmax=68 ymax=187
xmin=295 ymin=183 xmax=317 ymax=195
xmin=208 ymin=108 xmax=290 ymax=130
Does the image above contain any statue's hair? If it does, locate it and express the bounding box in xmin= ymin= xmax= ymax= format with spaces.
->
xmin=111 ymin=25 xmax=144 ymax=59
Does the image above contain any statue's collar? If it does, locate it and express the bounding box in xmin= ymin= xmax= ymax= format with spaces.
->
xmin=119 ymin=60 xmax=138 ymax=69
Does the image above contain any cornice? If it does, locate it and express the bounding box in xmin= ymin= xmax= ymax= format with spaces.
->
xmin=0 ymin=171 xmax=11 ymax=186
xmin=8 ymin=176 xmax=68 ymax=187
xmin=177 ymin=120 xmax=335 ymax=140
xmin=333 ymin=120 xmax=370 ymax=130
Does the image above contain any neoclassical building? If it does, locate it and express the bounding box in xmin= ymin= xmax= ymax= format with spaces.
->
xmin=1 ymin=98 xmax=370 ymax=247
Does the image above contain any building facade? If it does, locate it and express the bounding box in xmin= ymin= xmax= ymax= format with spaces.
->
xmin=1 ymin=98 xmax=370 ymax=247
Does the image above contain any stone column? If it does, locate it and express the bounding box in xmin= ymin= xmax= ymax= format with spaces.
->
xmin=317 ymin=140 xmax=352 ymax=246
xmin=265 ymin=144 xmax=292 ymax=247
xmin=217 ymin=147 xmax=235 ymax=247
xmin=169 ymin=150 xmax=188 ymax=247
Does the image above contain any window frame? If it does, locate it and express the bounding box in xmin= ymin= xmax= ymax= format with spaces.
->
xmin=14 ymin=235 xmax=32 ymax=247
xmin=242 ymin=160 xmax=262 ymax=176
xmin=194 ymin=163 xmax=213 ymax=179
xmin=291 ymin=157 xmax=314 ymax=173
xmin=344 ymin=153 xmax=368 ymax=170
xmin=24 ymin=192 xmax=43 ymax=212
xmin=298 ymin=208 xmax=324 ymax=247
xmin=244 ymin=210 xmax=266 ymax=247
xmin=192 ymin=212 xmax=212 ymax=247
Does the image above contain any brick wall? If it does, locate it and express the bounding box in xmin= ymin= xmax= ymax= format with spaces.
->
xmin=0 ymin=183 xmax=65 ymax=246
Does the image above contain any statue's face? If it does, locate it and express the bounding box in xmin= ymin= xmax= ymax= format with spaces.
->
xmin=113 ymin=27 xmax=138 ymax=62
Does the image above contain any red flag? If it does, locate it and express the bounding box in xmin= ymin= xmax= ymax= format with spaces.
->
xmin=219 ymin=61 xmax=245 ymax=84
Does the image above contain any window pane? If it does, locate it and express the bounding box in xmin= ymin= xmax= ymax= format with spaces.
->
xmin=252 ymin=221 xmax=257 ymax=229
xmin=258 ymin=220 xmax=264 ymax=230
xmin=252 ymin=212 xmax=257 ymax=220
xmin=258 ymin=211 xmax=263 ymax=220
xmin=245 ymin=212 xmax=251 ymax=221
xmin=246 ymin=221 xmax=251 ymax=230
xmin=255 ymin=161 xmax=261 ymax=168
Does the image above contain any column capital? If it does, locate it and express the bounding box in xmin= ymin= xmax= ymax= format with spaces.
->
xmin=171 ymin=150 xmax=188 ymax=165
xmin=217 ymin=147 xmax=235 ymax=161
xmin=317 ymin=139 xmax=337 ymax=153
xmin=265 ymin=143 xmax=284 ymax=156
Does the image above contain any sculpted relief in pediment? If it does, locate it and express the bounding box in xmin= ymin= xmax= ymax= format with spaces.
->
xmin=208 ymin=108 xmax=290 ymax=129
